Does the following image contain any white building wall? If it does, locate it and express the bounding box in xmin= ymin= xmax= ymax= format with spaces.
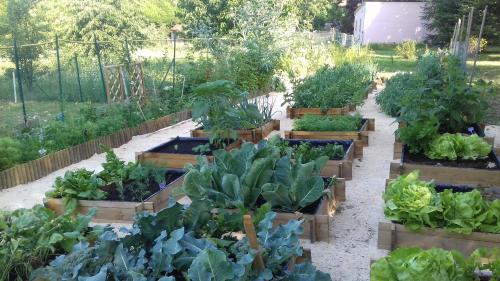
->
xmin=355 ymin=2 xmax=426 ymax=45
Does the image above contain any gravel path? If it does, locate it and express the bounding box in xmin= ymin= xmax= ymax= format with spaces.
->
xmin=1 ymin=87 xmax=498 ymax=281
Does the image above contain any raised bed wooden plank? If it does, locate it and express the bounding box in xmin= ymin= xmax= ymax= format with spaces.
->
xmin=284 ymin=118 xmax=374 ymax=147
xmin=286 ymin=106 xmax=351 ymax=119
xmin=389 ymin=161 xmax=500 ymax=187
xmin=378 ymin=221 xmax=500 ymax=256
xmin=191 ymin=120 xmax=280 ymax=143
xmin=44 ymin=173 xmax=186 ymax=222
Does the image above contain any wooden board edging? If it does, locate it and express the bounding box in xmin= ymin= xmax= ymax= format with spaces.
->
xmin=0 ymin=110 xmax=191 ymax=190
xmin=378 ymin=221 xmax=500 ymax=256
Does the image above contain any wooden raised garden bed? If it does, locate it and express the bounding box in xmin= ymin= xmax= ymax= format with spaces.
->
xmin=393 ymin=122 xmax=494 ymax=159
xmin=190 ymin=119 xmax=280 ymax=143
xmin=389 ymin=145 xmax=500 ymax=186
xmin=378 ymin=221 xmax=500 ymax=256
xmin=44 ymin=169 xmax=186 ymax=223
xmin=286 ymin=105 xmax=352 ymax=119
xmin=136 ymin=137 xmax=240 ymax=170
xmin=285 ymin=139 xmax=357 ymax=179
xmin=271 ymin=177 xmax=345 ymax=243
xmin=284 ymin=118 xmax=375 ymax=154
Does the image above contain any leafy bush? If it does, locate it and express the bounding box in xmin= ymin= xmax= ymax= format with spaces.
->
xmin=293 ymin=114 xmax=363 ymax=132
xmin=191 ymin=80 xmax=274 ymax=141
xmin=183 ymin=142 xmax=329 ymax=213
xmin=98 ymin=148 xmax=166 ymax=202
xmin=425 ymin=133 xmax=492 ymax=160
xmin=468 ymin=36 xmax=488 ymax=55
xmin=375 ymin=73 xmax=418 ymax=117
xmin=396 ymin=54 xmax=491 ymax=152
xmin=384 ymin=171 xmax=500 ymax=234
xmin=0 ymin=205 xmax=99 ymax=281
xmin=284 ymin=62 xmax=376 ymax=109
xmin=31 ymin=202 xmax=331 ymax=280
xmin=371 ymin=247 xmax=492 ymax=281
xmin=395 ymin=40 xmax=417 ymax=60
xmin=0 ymin=137 xmax=22 ymax=170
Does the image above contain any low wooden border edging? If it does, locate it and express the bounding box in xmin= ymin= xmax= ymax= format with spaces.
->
xmin=377 ymin=221 xmax=500 ymax=256
xmin=0 ymin=110 xmax=191 ymax=190
xmin=44 ymin=172 xmax=186 ymax=223
xmin=190 ymin=120 xmax=280 ymax=143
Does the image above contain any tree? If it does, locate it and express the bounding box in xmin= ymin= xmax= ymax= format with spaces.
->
xmin=137 ymin=0 xmax=178 ymax=29
xmin=177 ymin=0 xmax=242 ymax=37
xmin=40 ymin=0 xmax=148 ymax=61
xmin=286 ymin=0 xmax=345 ymax=31
xmin=422 ymin=0 xmax=499 ymax=46
xmin=0 ymin=0 xmax=48 ymax=94
xmin=341 ymin=0 xmax=361 ymax=33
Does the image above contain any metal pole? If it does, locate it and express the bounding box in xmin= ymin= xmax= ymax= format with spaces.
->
xmin=13 ymin=40 xmax=27 ymax=125
xmin=469 ymin=6 xmax=488 ymax=86
xmin=94 ymin=34 xmax=108 ymax=103
xmin=55 ymin=35 xmax=64 ymax=117
xmin=12 ymin=72 xmax=17 ymax=103
xmin=74 ymin=54 xmax=84 ymax=102
xmin=172 ymin=32 xmax=177 ymax=95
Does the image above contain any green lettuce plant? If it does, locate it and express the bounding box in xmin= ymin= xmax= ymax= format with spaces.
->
xmin=425 ymin=133 xmax=492 ymax=160
xmin=384 ymin=171 xmax=500 ymax=234
xmin=371 ymin=247 xmax=477 ymax=281
xmin=45 ymin=169 xmax=106 ymax=214
xmin=267 ymin=136 xmax=345 ymax=162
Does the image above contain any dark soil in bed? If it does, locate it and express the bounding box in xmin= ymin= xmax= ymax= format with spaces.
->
xmin=403 ymin=146 xmax=499 ymax=170
xmin=102 ymin=170 xmax=184 ymax=202
xmin=148 ymin=137 xmax=233 ymax=155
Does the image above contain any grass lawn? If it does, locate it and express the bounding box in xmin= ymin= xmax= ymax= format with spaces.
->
xmin=369 ymin=44 xmax=500 ymax=125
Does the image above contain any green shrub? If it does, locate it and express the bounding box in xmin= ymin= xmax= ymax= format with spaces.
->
xmin=0 ymin=137 xmax=22 ymax=170
xmin=376 ymin=73 xmax=418 ymax=117
xmin=468 ymin=36 xmax=488 ymax=55
xmin=0 ymin=205 xmax=99 ymax=281
xmin=285 ymin=63 xmax=375 ymax=109
xmin=293 ymin=114 xmax=363 ymax=132
xmin=395 ymin=40 xmax=417 ymax=60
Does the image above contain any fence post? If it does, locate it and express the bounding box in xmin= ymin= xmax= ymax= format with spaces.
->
xmin=55 ymin=35 xmax=64 ymax=118
xmin=171 ymin=31 xmax=177 ymax=95
xmin=13 ymin=39 xmax=27 ymax=126
xmin=124 ymin=38 xmax=132 ymax=67
xmin=94 ymin=34 xmax=108 ymax=103
xmin=12 ymin=72 xmax=17 ymax=103
xmin=74 ymin=54 xmax=84 ymax=102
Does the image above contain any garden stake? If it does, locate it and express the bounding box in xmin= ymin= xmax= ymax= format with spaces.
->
xmin=13 ymin=39 xmax=27 ymax=126
xmin=243 ymin=214 xmax=265 ymax=272
xmin=469 ymin=6 xmax=487 ymax=86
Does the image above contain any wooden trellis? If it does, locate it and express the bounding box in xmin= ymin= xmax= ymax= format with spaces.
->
xmin=104 ymin=62 xmax=146 ymax=103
